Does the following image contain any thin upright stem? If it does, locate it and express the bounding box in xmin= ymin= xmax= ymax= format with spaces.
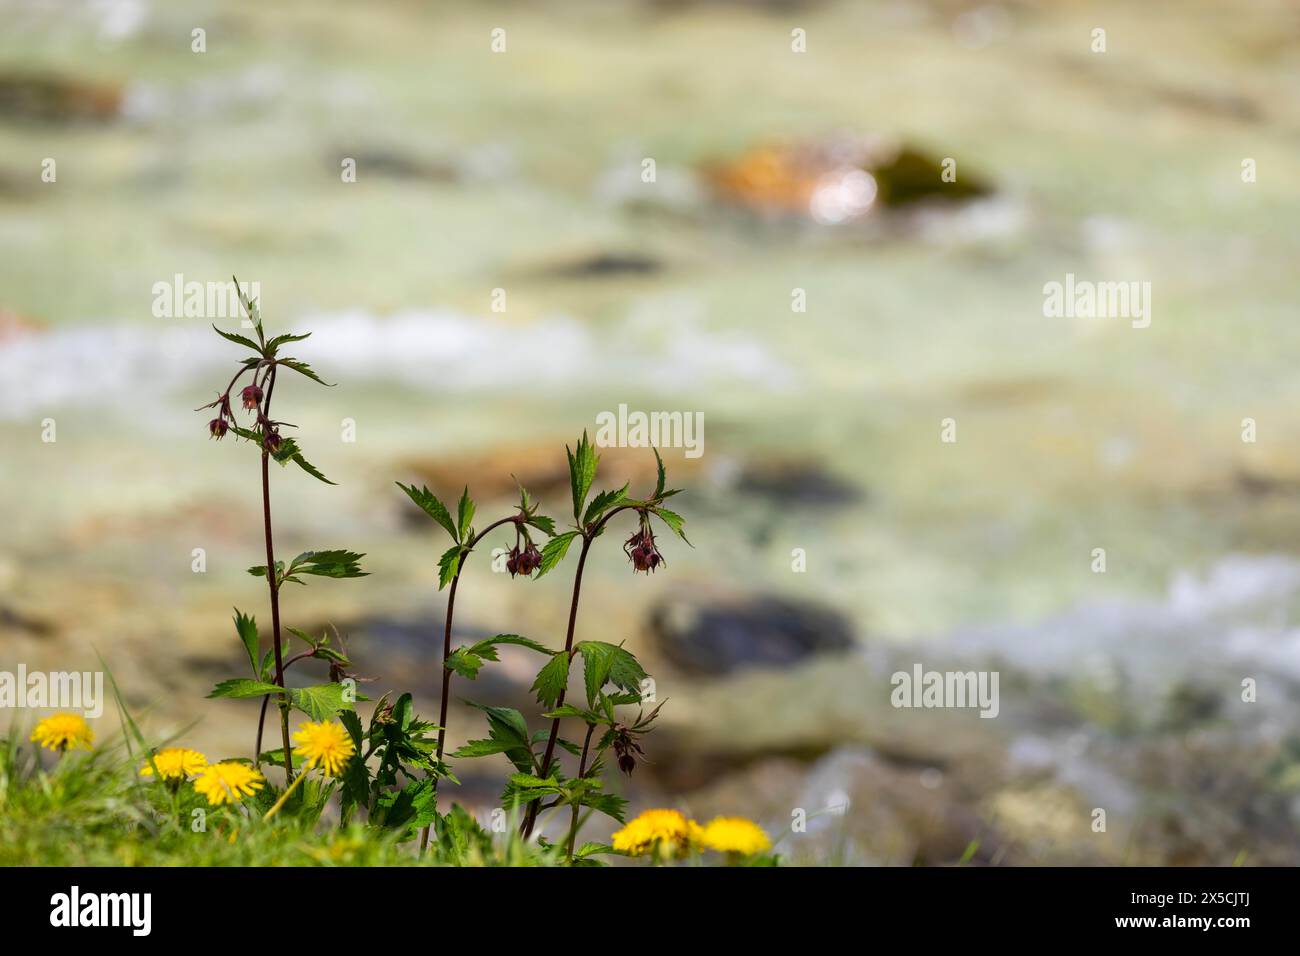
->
xmin=263 ymin=765 xmax=311 ymax=821
xmin=258 ymin=366 xmax=293 ymax=785
xmin=262 ymin=449 xmax=292 ymax=783
xmin=419 ymin=514 xmax=519 ymax=854
xmin=565 ymin=723 xmax=597 ymax=861
xmin=254 ymin=650 xmax=313 ymax=769
xmin=522 ymin=504 xmax=636 ymax=840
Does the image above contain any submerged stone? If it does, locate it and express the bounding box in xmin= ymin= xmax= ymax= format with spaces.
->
xmin=0 ymin=73 xmax=122 ymax=123
xmin=703 ymin=136 xmax=992 ymax=223
xmin=648 ymin=591 xmax=855 ymax=676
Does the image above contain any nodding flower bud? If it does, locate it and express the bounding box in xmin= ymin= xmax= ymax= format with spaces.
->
xmin=240 ymin=384 xmax=263 ymax=410
xmin=623 ymin=521 xmax=664 ymax=574
xmin=612 ymin=726 xmax=643 ymax=776
xmin=263 ymin=430 xmax=283 ymax=455
xmin=208 ymin=417 xmax=229 ymax=440
xmin=507 ymin=537 xmax=542 ymax=578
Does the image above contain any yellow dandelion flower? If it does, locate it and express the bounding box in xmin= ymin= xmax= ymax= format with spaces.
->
xmin=29 ymin=713 xmax=94 ymax=752
xmin=292 ymin=720 xmax=355 ymax=776
xmin=193 ymin=762 xmax=264 ymax=806
xmin=610 ymin=808 xmax=703 ymax=858
xmin=140 ymin=747 xmax=208 ymax=780
xmin=701 ymin=816 xmax=771 ymax=856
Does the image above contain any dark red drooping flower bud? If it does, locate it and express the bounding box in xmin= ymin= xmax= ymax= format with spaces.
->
xmin=612 ymin=726 xmax=644 ymax=776
xmin=208 ymin=417 xmax=228 ymax=440
xmin=240 ymin=384 xmax=263 ymax=410
xmin=506 ymin=538 xmax=542 ymax=578
xmin=623 ymin=523 xmax=664 ymax=574
xmin=263 ymin=430 xmax=282 ymax=454
xmin=519 ymin=540 xmax=541 ymax=575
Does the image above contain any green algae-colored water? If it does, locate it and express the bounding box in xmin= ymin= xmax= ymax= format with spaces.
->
xmin=3 ymin=0 xmax=1300 ymax=862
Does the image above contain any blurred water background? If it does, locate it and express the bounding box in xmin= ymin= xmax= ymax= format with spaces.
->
xmin=3 ymin=0 xmax=1300 ymax=863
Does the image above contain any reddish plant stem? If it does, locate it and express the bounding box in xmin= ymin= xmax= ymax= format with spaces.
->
xmin=419 ymin=515 xmax=519 ymax=853
xmin=522 ymin=504 xmax=635 ymax=840
xmin=253 ymin=650 xmax=313 ymax=768
xmin=257 ymin=366 xmax=293 ymax=784
xmin=565 ymin=722 xmax=597 ymax=861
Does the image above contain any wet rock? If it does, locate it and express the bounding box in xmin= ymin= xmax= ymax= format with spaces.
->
xmin=647 ymin=591 xmax=855 ymax=676
xmin=733 ymin=458 xmax=862 ymax=508
xmin=0 ymin=604 xmax=54 ymax=638
xmin=0 ymin=74 xmax=122 ymax=124
xmin=873 ymin=145 xmax=988 ymax=206
xmin=330 ymin=148 xmax=458 ymax=183
xmin=546 ymin=252 xmax=663 ymax=279
xmin=668 ymin=747 xmax=1010 ymax=866
xmin=703 ymin=136 xmax=991 ymax=224
xmin=341 ymin=614 xmax=544 ymax=704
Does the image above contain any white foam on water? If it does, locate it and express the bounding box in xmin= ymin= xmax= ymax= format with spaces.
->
xmin=947 ymin=554 xmax=1300 ymax=689
xmin=0 ymin=308 xmax=795 ymax=420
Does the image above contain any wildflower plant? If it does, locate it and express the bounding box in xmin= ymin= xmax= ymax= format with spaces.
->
xmin=512 ymin=434 xmax=687 ymax=851
xmin=395 ymin=435 xmax=686 ymax=860
xmin=395 ymin=478 xmax=558 ymax=849
xmin=12 ymin=298 xmax=781 ymax=867
xmin=198 ymin=279 xmax=367 ymax=785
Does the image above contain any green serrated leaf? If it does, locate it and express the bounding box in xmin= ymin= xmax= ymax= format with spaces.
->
xmin=450 ymin=738 xmax=515 ymax=759
xmin=312 ymin=645 xmax=350 ymax=665
xmin=446 ymin=648 xmax=485 ymax=680
xmin=396 ymin=483 xmax=459 ymax=541
xmin=265 ymin=332 xmax=311 ymax=354
xmin=233 ymin=609 xmax=259 ymax=676
xmin=575 ymin=641 xmax=647 ymax=707
xmin=466 ymin=701 xmax=534 ymax=773
xmin=286 ymin=625 xmax=319 ymax=649
xmin=525 ymin=513 xmax=557 ymax=537
xmin=583 ymin=483 xmax=628 ymax=527
xmin=212 ymin=324 xmax=263 ymax=354
xmin=567 ymin=432 xmax=599 ymax=524
xmin=650 ymin=506 xmax=690 ymax=544
xmin=437 ymin=544 xmax=464 ymax=590
xmin=537 ymin=531 xmax=579 ymax=578
xmin=208 ymin=678 xmax=284 ymax=700
xmin=467 ymin=634 xmax=554 ymax=657
xmin=288 ymin=683 xmax=353 ymax=721
xmin=287 ymin=550 xmax=367 ymax=579
xmin=653 ymin=447 xmax=666 ymax=498
xmin=258 ymin=750 xmax=308 ymax=773
xmin=509 ymin=772 xmax=563 ymax=791
xmin=232 ymin=276 xmax=263 ymax=342
xmin=531 ymin=652 xmax=571 ymax=707
xmin=290 ymin=451 xmax=335 ymax=485
xmin=270 ymin=436 xmax=301 ymax=463
xmin=338 ymin=709 xmax=364 ymax=750
xmin=456 ymin=486 xmax=475 ymax=540
xmin=247 ymin=561 xmax=283 ymax=580
xmin=542 ymin=704 xmax=599 ymax=722
xmin=277 ymin=357 xmax=333 ymax=387
xmin=580 ymin=791 xmax=628 ymax=824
